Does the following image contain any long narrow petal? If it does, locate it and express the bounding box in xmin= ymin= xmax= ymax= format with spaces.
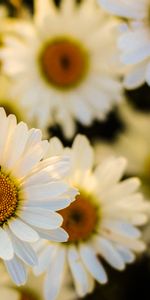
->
xmin=12 ymin=236 xmax=38 ymax=266
xmin=68 ymin=245 xmax=90 ymax=297
xmin=79 ymin=244 xmax=108 ymax=284
xmin=4 ymin=256 xmax=27 ymax=286
xmin=20 ymin=207 xmax=63 ymax=229
xmin=0 ymin=228 xmax=14 ymax=260
xmin=95 ymin=237 xmax=125 ymax=270
xmin=9 ymin=219 xmax=39 ymax=242
xmin=44 ymin=247 xmax=66 ymax=300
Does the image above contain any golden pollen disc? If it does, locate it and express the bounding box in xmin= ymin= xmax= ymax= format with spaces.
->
xmin=40 ymin=39 xmax=88 ymax=88
xmin=0 ymin=172 xmax=18 ymax=224
xmin=59 ymin=193 xmax=98 ymax=242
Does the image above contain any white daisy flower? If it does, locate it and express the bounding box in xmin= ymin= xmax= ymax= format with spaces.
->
xmin=0 ymin=107 xmax=76 ymax=286
xmin=34 ymin=134 xmax=148 ymax=300
xmin=99 ymin=0 xmax=150 ymax=89
xmin=0 ymin=0 xmax=123 ymax=138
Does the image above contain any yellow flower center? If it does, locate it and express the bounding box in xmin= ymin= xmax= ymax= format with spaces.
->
xmin=39 ymin=38 xmax=88 ymax=89
xmin=59 ymin=193 xmax=99 ymax=242
xmin=0 ymin=171 xmax=18 ymax=225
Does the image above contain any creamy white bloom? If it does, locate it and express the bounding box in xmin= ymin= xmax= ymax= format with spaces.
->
xmin=34 ymin=135 xmax=148 ymax=300
xmin=0 ymin=108 xmax=76 ymax=286
xmin=99 ymin=0 xmax=150 ymax=89
xmin=0 ymin=0 xmax=123 ymax=138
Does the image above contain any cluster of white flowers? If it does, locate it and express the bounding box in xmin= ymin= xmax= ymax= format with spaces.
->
xmin=0 ymin=0 xmax=149 ymax=300
xmin=99 ymin=0 xmax=150 ymax=89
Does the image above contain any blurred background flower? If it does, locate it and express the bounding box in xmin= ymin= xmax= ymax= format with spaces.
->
xmin=0 ymin=0 xmax=123 ymax=138
xmin=98 ymin=0 xmax=150 ymax=89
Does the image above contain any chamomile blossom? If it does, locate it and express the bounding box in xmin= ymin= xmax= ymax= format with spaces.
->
xmin=0 ymin=108 xmax=76 ymax=286
xmin=34 ymin=135 xmax=148 ymax=300
xmin=99 ymin=0 xmax=150 ymax=89
xmin=0 ymin=0 xmax=123 ymax=138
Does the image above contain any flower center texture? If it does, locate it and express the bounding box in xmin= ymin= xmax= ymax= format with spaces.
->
xmin=40 ymin=38 xmax=88 ymax=89
xmin=59 ymin=193 xmax=99 ymax=242
xmin=0 ymin=171 xmax=18 ymax=225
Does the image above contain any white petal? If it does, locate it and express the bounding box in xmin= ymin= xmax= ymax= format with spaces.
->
xmin=12 ymin=236 xmax=38 ymax=266
xmin=4 ymin=122 xmax=28 ymax=169
xmin=25 ymin=197 xmax=72 ymax=211
xmin=25 ymin=181 xmax=70 ymax=201
xmin=0 ymin=115 xmax=13 ymax=165
xmin=95 ymin=157 xmax=127 ymax=191
xmin=34 ymin=244 xmax=57 ymax=275
xmin=0 ymin=228 xmax=14 ymax=260
xmin=13 ymin=141 xmax=48 ymax=178
xmin=27 ymin=156 xmax=70 ymax=182
xmin=46 ymin=137 xmax=64 ymax=157
xmin=122 ymin=46 xmax=150 ymax=65
xmin=124 ymin=63 xmax=146 ymax=89
xmin=102 ymin=229 xmax=146 ymax=252
xmin=79 ymin=244 xmax=107 ymax=284
xmin=44 ymin=247 xmax=66 ymax=300
xmin=68 ymin=245 xmax=90 ymax=297
xmin=95 ymin=237 xmax=125 ymax=270
xmin=9 ymin=219 xmax=39 ymax=242
xmin=71 ymin=135 xmax=94 ymax=172
xmin=99 ymin=0 xmax=144 ymax=19
xmin=20 ymin=207 xmax=63 ymax=229
xmin=102 ymin=220 xmax=141 ymax=238
xmin=24 ymin=128 xmax=42 ymax=151
xmin=4 ymin=256 xmax=27 ymax=286
xmin=36 ymin=227 xmax=68 ymax=242
xmin=103 ymin=178 xmax=140 ymax=202
xmin=0 ymin=114 xmax=17 ymax=166
xmin=116 ymin=245 xmax=135 ymax=263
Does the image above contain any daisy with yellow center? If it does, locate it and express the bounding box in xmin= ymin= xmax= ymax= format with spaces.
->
xmin=0 ymin=108 xmax=76 ymax=286
xmin=99 ymin=0 xmax=150 ymax=89
xmin=34 ymin=135 xmax=148 ymax=300
xmin=0 ymin=0 xmax=122 ymax=138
